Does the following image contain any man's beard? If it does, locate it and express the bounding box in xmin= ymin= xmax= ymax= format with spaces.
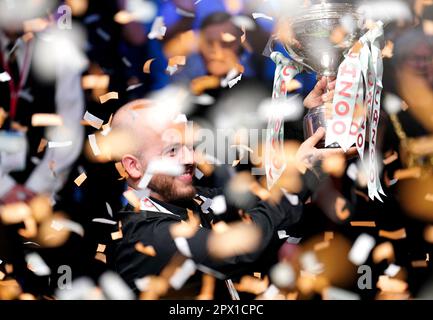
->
xmin=148 ymin=174 xmax=196 ymax=203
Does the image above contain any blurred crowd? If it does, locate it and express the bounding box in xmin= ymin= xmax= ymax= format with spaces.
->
xmin=1 ymin=0 xmax=433 ymax=300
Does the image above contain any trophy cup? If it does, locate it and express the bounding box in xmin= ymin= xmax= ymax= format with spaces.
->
xmin=280 ymin=0 xmax=363 ymax=148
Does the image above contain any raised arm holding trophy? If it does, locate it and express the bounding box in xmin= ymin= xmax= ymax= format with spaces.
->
xmin=265 ymin=0 xmax=386 ymax=201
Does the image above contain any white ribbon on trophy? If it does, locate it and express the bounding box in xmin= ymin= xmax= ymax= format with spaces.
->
xmin=326 ymin=21 xmax=385 ymax=201
xmin=265 ymin=52 xmax=302 ymax=189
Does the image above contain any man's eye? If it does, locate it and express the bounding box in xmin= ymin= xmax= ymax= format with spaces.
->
xmin=168 ymin=146 xmax=178 ymax=156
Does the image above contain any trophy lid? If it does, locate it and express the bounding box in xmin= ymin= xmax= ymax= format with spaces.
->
xmin=282 ymin=1 xmax=363 ymax=76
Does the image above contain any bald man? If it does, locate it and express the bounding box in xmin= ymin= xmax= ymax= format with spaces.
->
xmin=109 ymin=98 xmax=350 ymax=298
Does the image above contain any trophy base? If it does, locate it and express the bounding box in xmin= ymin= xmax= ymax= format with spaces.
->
xmin=303 ymin=105 xmax=340 ymax=149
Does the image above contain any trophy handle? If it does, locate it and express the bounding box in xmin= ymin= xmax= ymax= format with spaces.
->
xmin=265 ymin=36 xmax=316 ymax=73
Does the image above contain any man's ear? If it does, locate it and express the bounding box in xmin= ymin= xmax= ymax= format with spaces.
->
xmin=121 ymin=154 xmax=144 ymax=180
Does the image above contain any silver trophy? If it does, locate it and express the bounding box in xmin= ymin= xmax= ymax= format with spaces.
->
xmin=281 ymin=1 xmax=363 ymax=148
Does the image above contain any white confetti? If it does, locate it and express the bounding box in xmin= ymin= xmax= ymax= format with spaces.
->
xmin=96 ymin=28 xmax=111 ymax=41
xmin=384 ymin=93 xmax=402 ymax=115
xmin=147 ymin=158 xmax=184 ymax=176
xmin=99 ymin=271 xmax=134 ymax=300
xmin=270 ymin=262 xmax=295 ymax=288
xmin=262 ymin=284 xmax=280 ymax=299
xmin=83 ymin=111 xmax=104 ymax=129
xmin=88 ymin=134 xmax=101 ymax=156
xmin=51 ymin=219 xmax=85 ymax=237
xmin=300 ymin=251 xmax=324 ymax=275
xmin=347 ymin=163 xmax=358 ymax=181
xmin=126 ymin=83 xmax=143 ymax=91
xmin=48 ymin=141 xmax=73 ymax=148
xmin=138 ymin=172 xmax=153 ymax=190
xmin=384 ymin=264 xmax=401 ymax=277
xmin=0 ymin=71 xmax=11 ymax=82
xmin=282 ymin=191 xmax=299 ymax=206
xmin=148 ymin=16 xmax=167 ymax=40
xmin=174 ymin=237 xmax=193 ymax=258
xmin=193 ymin=94 xmax=215 ymax=106
xmin=195 ymin=168 xmax=204 ymax=180
xmin=169 ymin=259 xmax=196 ymax=290
xmin=166 ymin=64 xmax=178 ymax=76
xmin=25 ymin=253 xmax=51 ymax=276
xmin=323 ymin=287 xmax=360 ymax=300
xmin=210 ymin=195 xmax=227 ymax=215
xmin=348 ymin=233 xmax=376 ymax=266
xmin=200 ymin=196 xmax=213 ymax=214
xmin=55 ymin=277 xmax=103 ymax=300
xmin=228 ymin=73 xmax=242 ymax=88
xmin=176 ymin=7 xmax=195 ymax=18
xmin=92 ymin=218 xmax=117 ymax=225
xmin=252 ymin=12 xmax=274 ymax=21
xmin=105 ymin=202 xmax=113 ymax=217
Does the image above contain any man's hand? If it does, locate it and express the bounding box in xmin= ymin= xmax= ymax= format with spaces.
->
xmin=303 ymin=77 xmax=336 ymax=109
xmin=296 ymin=127 xmax=357 ymax=173
xmin=1 ymin=185 xmax=36 ymax=205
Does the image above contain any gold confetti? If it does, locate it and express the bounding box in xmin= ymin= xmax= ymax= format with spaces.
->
xmin=411 ymin=260 xmax=428 ymax=268
xmin=66 ymin=0 xmax=88 ymax=16
xmin=29 ymin=195 xmax=53 ymax=223
xmin=96 ymin=244 xmax=106 ymax=253
xmin=234 ymin=275 xmax=269 ymax=295
xmin=383 ymin=151 xmax=399 ymax=165
xmin=114 ymin=10 xmax=135 ymax=24
xmin=37 ymin=138 xmax=48 ymax=153
xmin=143 ymin=58 xmax=155 ymax=73
xmin=115 ymin=162 xmax=129 ymax=180
xmin=23 ymin=18 xmax=50 ymax=33
xmin=373 ymin=242 xmax=395 ymax=263
xmin=123 ymin=190 xmax=140 ymax=210
xmin=394 ymin=167 xmax=422 ymax=180
xmin=31 ymin=114 xmax=63 ymax=127
xmin=5 ymin=264 xmax=13 ymax=274
xmin=377 ymin=275 xmax=408 ymax=293
xmin=322 ymin=154 xmax=346 ymax=177
xmin=99 ymin=91 xmax=119 ymax=104
xmin=324 ymin=232 xmax=334 ymax=242
xmin=330 ymin=25 xmax=347 ymax=45
xmin=350 ymin=221 xmax=377 ymax=227
xmin=423 ymin=19 xmax=433 ymax=36
xmin=424 ymin=225 xmax=433 ymax=243
xmin=111 ymin=230 xmax=123 ymax=241
xmin=170 ymin=210 xmax=200 ymax=239
xmin=382 ymin=40 xmax=394 ymax=58
xmin=81 ymin=75 xmax=110 ymax=90
xmin=135 ymin=243 xmax=157 ymax=257
xmin=191 ymin=75 xmax=220 ymax=95
xmin=335 ymin=197 xmax=350 ymax=220
xmin=74 ymin=172 xmax=87 ymax=187
xmin=232 ymin=159 xmax=241 ymax=167
xmin=0 ymin=203 xmax=32 ymax=225
xmin=168 ymin=55 xmax=186 ymax=67
xmin=95 ymin=252 xmax=107 ymax=264
xmin=0 ymin=271 xmax=5 ymax=281
xmin=314 ymin=241 xmax=330 ymax=251
xmin=22 ymin=32 xmax=34 ymax=43
xmin=425 ymin=194 xmax=433 ymax=202
xmin=18 ymin=217 xmax=37 ymax=239
xmin=0 ymin=107 xmax=7 ymax=128
xmin=196 ymin=274 xmax=215 ymax=300
xmin=379 ymin=228 xmax=407 ymax=240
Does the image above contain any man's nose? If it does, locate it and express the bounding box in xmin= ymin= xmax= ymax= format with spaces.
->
xmin=180 ymin=145 xmax=194 ymax=165
xmin=210 ymin=41 xmax=223 ymax=59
